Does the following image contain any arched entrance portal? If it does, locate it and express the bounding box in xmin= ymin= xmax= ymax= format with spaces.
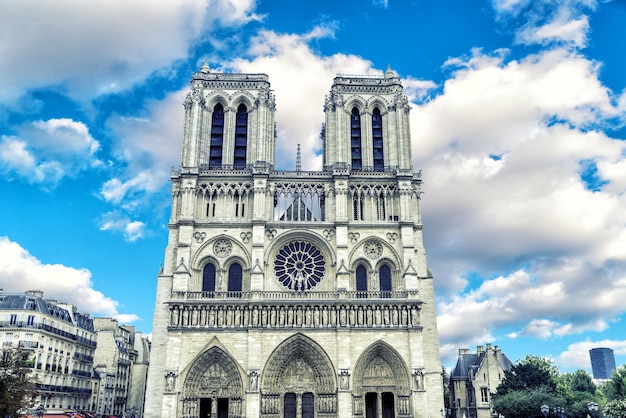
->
xmin=261 ymin=334 xmax=337 ymax=417
xmin=352 ymin=341 xmax=412 ymax=418
xmin=181 ymin=346 xmax=243 ymax=418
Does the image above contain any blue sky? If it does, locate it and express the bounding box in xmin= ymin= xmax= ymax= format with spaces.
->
xmin=1 ymin=0 xmax=626 ymax=373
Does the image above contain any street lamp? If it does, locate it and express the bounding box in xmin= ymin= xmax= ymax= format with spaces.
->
xmin=553 ymin=406 xmax=565 ymax=418
xmin=34 ymin=405 xmax=46 ymax=418
xmin=541 ymin=405 xmax=550 ymax=418
xmin=587 ymin=402 xmax=599 ymax=418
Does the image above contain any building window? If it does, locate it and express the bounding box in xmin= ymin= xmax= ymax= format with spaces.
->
xmin=372 ymin=107 xmax=384 ymax=171
xmin=350 ymin=107 xmax=362 ymax=170
xmin=274 ymin=241 xmax=325 ymax=291
xmin=356 ymin=265 xmax=368 ymax=297
xmin=27 ymin=315 xmax=35 ymax=326
xmin=234 ymin=104 xmax=248 ymax=169
xmin=228 ymin=263 xmax=243 ymax=295
xmin=481 ymin=387 xmax=489 ymax=403
xmin=209 ymin=103 xmax=224 ymax=168
xmin=379 ymin=265 xmax=392 ymax=297
xmin=9 ymin=314 xmax=17 ymax=325
xmin=202 ymin=264 xmax=216 ymax=293
xmin=376 ymin=191 xmax=386 ymax=221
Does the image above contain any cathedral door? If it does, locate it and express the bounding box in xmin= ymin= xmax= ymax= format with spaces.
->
xmin=217 ymin=398 xmax=229 ymax=418
xmin=382 ymin=392 xmax=395 ymax=418
xmin=302 ymin=392 xmax=314 ymax=418
xmin=284 ymin=393 xmax=296 ymax=418
xmin=365 ymin=392 xmax=378 ymax=418
xmin=199 ymin=398 xmax=211 ymax=418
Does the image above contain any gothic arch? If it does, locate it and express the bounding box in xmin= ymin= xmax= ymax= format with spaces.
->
xmin=344 ymin=95 xmax=367 ymax=114
xmin=180 ymin=343 xmax=244 ymax=418
xmin=352 ymin=340 xmax=411 ymax=395
xmin=192 ymin=235 xmax=251 ymax=274
xmin=231 ymin=91 xmax=255 ymax=110
xmin=204 ymin=91 xmax=230 ymax=111
xmin=261 ymin=333 xmax=336 ymax=393
xmin=348 ymin=237 xmax=402 ymax=273
xmin=366 ymin=97 xmax=391 ymax=114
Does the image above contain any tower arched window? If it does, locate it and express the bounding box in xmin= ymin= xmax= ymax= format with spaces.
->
xmin=202 ymin=263 xmax=216 ymax=294
xmin=379 ymin=264 xmax=392 ymax=298
xmin=228 ymin=262 xmax=243 ymax=296
xmin=356 ymin=265 xmax=368 ymax=298
xmin=234 ymin=104 xmax=248 ymax=169
xmin=372 ymin=107 xmax=384 ymax=171
xmin=351 ymin=107 xmax=362 ymax=170
xmin=209 ymin=104 xmax=224 ymax=169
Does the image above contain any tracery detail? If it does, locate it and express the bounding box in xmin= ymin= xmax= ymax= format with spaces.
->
xmin=274 ymin=241 xmax=325 ymax=291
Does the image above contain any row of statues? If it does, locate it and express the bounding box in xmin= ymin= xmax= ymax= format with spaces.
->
xmin=169 ymin=303 xmax=421 ymax=329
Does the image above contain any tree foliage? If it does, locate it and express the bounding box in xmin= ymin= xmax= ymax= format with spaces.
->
xmin=0 ymin=348 xmax=37 ymax=418
xmin=496 ymin=355 xmax=559 ymax=396
xmin=603 ymin=399 xmax=626 ymax=418
xmin=493 ymin=356 xmax=561 ymax=418
xmin=604 ymin=366 xmax=626 ymax=401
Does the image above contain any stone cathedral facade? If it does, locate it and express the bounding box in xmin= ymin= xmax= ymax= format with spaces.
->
xmin=144 ymin=63 xmax=444 ymax=418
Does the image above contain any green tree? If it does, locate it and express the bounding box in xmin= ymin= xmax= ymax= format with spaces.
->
xmin=604 ymin=399 xmax=626 ymax=418
xmin=0 ymin=348 xmax=37 ymax=417
xmin=493 ymin=356 xmax=562 ymax=418
xmin=492 ymin=385 xmax=563 ymax=418
xmin=604 ymin=366 xmax=626 ymax=401
xmin=496 ymin=355 xmax=559 ymax=396
xmin=557 ymin=370 xmax=598 ymax=418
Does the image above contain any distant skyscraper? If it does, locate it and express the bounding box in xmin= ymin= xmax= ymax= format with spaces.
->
xmin=589 ymin=347 xmax=616 ymax=379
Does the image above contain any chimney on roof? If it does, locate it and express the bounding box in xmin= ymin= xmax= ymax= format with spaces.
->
xmin=486 ymin=343 xmax=492 ymax=351
xmin=477 ymin=345 xmax=484 ymax=354
xmin=26 ymin=290 xmax=44 ymax=298
xmin=459 ymin=348 xmax=471 ymax=355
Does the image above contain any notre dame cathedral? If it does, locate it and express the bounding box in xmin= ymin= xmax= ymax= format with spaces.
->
xmin=144 ymin=63 xmax=444 ymax=418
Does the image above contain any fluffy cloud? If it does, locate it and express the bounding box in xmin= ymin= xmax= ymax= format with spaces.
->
xmin=558 ymin=339 xmax=626 ymax=368
xmin=99 ymin=212 xmax=148 ymax=242
xmin=229 ymin=27 xmax=379 ymax=170
xmin=0 ymin=118 xmax=101 ymax=188
xmin=412 ymin=43 xmax=626 ymax=366
xmin=491 ymin=0 xmax=598 ymax=48
xmin=0 ymin=0 xmax=261 ymax=104
xmin=0 ymin=236 xmax=139 ymax=322
xmin=100 ymin=89 xmax=187 ymax=212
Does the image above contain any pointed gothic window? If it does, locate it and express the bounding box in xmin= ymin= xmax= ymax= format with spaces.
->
xmin=379 ymin=265 xmax=392 ymax=298
xmin=210 ymin=104 xmax=224 ymax=169
xmin=351 ymin=107 xmax=362 ymax=170
xmin=202 ymin=264 xmax=216 ymax=293
xmin=372 ymin=107 xmax=384 ymax=171
xmin=234 ymin=104 xmax=248 ymax=169
xmin=228 ymin=262 xmax=243 ymax=296
xmin=356 ymin=265 xmax=368 ymax=298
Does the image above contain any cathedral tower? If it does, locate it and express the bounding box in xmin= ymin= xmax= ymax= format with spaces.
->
xmin=144 ymin=65 xmax=444 ymax=418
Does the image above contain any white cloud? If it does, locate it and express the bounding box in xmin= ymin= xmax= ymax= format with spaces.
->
xmin=0 ymin=0 xmax=261 ymax=104
xmin=230 ymin=27 xmax=380 ymax=170
xmin=0 ymin=236 xmax=138 ymax=321
xmin=99 ymin=212 xmax=147 ymax=242
xmin=558 ymin=339 xmax=626 ymax=369
xmin=0 ymin=118 xmax=101 ymax=188
xmin=100 ymin=89 xmax=186 ymax=212
xmin=491 ymin=0 xmax=598 ymax=48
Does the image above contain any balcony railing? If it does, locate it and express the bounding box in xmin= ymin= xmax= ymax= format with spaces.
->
xmin=171 ymin=290 xmax=416 ymax=301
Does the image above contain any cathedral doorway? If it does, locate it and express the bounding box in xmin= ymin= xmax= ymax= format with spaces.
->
xmin=198 ymin=398 xmax=229 ymax=418
xmin=181 ymin=346 xmax=243 ymax=418
xmin=353 ymin=342 xmax=412 ymax=418
xmin=261 ymin=334 xmax=337 ymax=417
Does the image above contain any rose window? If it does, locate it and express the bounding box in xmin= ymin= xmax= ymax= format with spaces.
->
xmin=274 ymin=241 xmax=325 ymax=291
